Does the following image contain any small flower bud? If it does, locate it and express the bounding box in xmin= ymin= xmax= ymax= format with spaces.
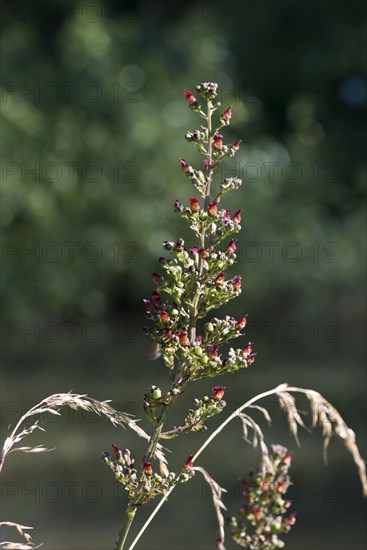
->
xmin=179 ymin=158 xmax=190 ymax=173
xmin=208 ymin=200 xmax=218 ymax=217
xmin=254 ymin=507 xmax=263 ymax=521
xmin=150 ymin=386 xmax=162 ymax=399
xmin=283 ymin=452 xmax=292 ymax=465
xmin=212 ymin=386 xmax=225 ymax=400
xmin=112 ymin=444 xmax=122 ymax=460
xmin=159 ymin=310 xmax=170 ymax=323
xmin=235 ymin=317 xmax=247 ymax=330
xmin=184 ymin=454 xmax=194 ymax=469
xmin=233 ymin=209 xmax=242 ymax=224
xmin=194 ymin=345 xmax=203 ymax=356
xmin=284 ymin=512 xmax=297 ymax=526
xmin=206 ymin=323 xmax=214 ymax=333
xmin=184 ymin=90 xmax=198 ymax=107
xmin=242 ymin=342 xmax=253 ymax=357
xmin=209 ymin=345 xmax=219 ymax=358
xmin=227 ymin=239 xmax=237 ymax=253
xmin=143 ymin=461 xmax=153 ymax=475
xmin=232 ymin=139 xmax=242 ymax=152
xmin=220 ymin=106 xmax=232 ymax=123
xmin=189 ymin=198 xmax=200 ymax=212
xmin=198 ymin=248 xmax=209 ymax=259
xmin=223 ymin=208 xmax=231 ymax=220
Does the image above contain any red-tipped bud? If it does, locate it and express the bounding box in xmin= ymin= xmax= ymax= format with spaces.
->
xmin=284 ymin=512 xmax=297 ymax=526
xmin=184 ymin=454 xmax=194 ymax=469
xmin=283 ymin=452 xmax=292 ymax=465
xmin=159 ymin=310 xmax=170 ymax=323
xmin=232 ymin=274 xmax=242 ymax=290
xmin=223 ymin=208 xmax=232 ymax=220
xmin=208 ymin=200 xmax=218 ymax=217
xmin=215 ymin=272 xmax=225 ymax=284
xmin=185 ymin=90 xmax=198 ymax=106
xmin=213 ymin=134 xmax=223 ymax=149
xmin=152 ymin=272 xmax=162 ymax=285
xmin=178 ymin=332 xmax=190 ymax=346
xmin=112 ymin=444 xmax=121 ymax=455
xmin=179 ymin=158 xmax=190 ymax=173
xmin=233 ymin=209 xmax=242 ymax=224
xmin=220 ymin=106 xmax=232 ymax=122
xmin=212 ymin=386 xmax=225 ymax=400
xmin=248 ymin=353 xmax=256 ymax=364
xmin=209 ymin=345 xmax=219 ymax=358
xmin=277 ymin=481 xmax=287 ymax=493
xmin=242 ymin=342 xmax=253 ymax=357
xmin=151 ymin=290 xmax=162 ymax=305
xmin=236 ymin=317 xmax=247 ymax=330
xmin=143 ymin=461 xmax=153 ymax=475
xmin=254 ymin=507 xmax=263 ymax=521
xmin=227 ymin=239 xmax=237 ymax=253
xmin=189 ymin=198 xmax=200 ymax=212
xmin=198 ymin=247 xmax=209 ymax=259
xmin=232 ymin=139 xmax=242 ymax=152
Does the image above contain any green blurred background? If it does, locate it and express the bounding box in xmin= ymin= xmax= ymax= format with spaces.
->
xmin=1 ymin=0 xmax=366 ymax=548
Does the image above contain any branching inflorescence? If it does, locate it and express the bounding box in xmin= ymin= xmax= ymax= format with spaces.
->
xmin=1 ymin=82 xmax=366 ymax=550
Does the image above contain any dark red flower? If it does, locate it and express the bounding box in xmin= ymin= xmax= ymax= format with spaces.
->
xmin=112 ymin=444 xmax=121 ymax=455
xmin=284 ymin=512 xmax=297 ymax=526
xmin=236 ymin=317 xmax=247 ymax=330
xmin=143 ymin=461 xmax=153 ymax=475
xmin=232 ymin=138 xmax=242 ymax=152
xmin=198 ymin=248 xmax=209 ymax=259
xmin=152 ymin=272 xmax=162 ymax=285
xmin=209 ymin=345 xmax=219 ymax=358
xmin=159 ymin=310 xmax=170 ymax=323
xmin=242 ymin=342 xmax=253 ymax=357
xmin=232 ymin=274 xmax=242 ymax=290
xmin=178 ymin=332 xmax=189 ymax=346
xmin=223 ymin=208 xmax=232 ymax=220
xmin=212 ymin=386 xmax=225 ymax=400
xmin=189 ymin=197 xmax=200 ymax=212
xmin=283 ymin=452 xmax=292 ymax=465
xmin=185 ymin=90 xmax=198 ymax=106
xmin=227 ymin=239 xmax=237 ymax=253
xmin=215 ymin=272 xmax=225 ymax=284
xmin=151 ymin=293 xmax=162 ymax=307
xmin=208 ymin=200 xmax=218 ymax=217
xmin=184 ymin=454 xmax=194 ymax=469
xmin=213 ymin=134 xmax=223 ymax=149
xmin=233 ymin=209 xmax=242 ymax=224
xmin=254 ymin=507 xmax=263 ymax=521
xmin=179 ymin=158 xmax=190 ymax=173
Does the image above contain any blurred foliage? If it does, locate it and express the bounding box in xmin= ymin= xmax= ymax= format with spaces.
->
xmin=1 ymin=0 xmax=366 ymax=548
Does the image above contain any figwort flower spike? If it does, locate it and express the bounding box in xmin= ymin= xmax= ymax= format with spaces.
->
xmin=111 ymin=82 xmax=252 ymax=549
xmin=109 ymin=81 xmax=366 ymax=550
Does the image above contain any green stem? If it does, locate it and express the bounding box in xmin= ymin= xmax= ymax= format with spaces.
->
xmin=113 ymin=504 xmax=137 ymax=550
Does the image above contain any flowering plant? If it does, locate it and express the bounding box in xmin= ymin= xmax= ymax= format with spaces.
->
xmin=1 ymin=82 xmax=366 ymax=550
